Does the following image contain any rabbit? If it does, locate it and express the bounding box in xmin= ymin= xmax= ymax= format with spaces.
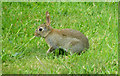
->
xmin=35 ymin=11 xmax=89 ymax=55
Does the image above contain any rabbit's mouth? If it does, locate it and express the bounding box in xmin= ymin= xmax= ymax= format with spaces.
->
xmin=34 ymin=32 xmax=40 ymax=37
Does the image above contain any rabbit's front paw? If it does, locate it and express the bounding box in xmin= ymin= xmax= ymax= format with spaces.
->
xmin=46 ymin=47 xmax=55 ymax=54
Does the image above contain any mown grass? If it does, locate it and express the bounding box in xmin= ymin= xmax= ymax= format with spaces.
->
xmin=0 ymin=1 xmax=2 ymax=75
xmin=2 ymin=2 xmax=118 ymax=74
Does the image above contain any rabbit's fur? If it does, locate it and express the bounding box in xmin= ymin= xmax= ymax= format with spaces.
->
xmin=35 ymin=11 xmax=89 ymax=55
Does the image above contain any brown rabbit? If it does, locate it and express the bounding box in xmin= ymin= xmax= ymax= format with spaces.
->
xmin=35 ymin=11 xmax=89 ymax=55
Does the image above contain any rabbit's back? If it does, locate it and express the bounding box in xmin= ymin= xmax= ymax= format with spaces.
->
xmin=54 ymin=29 xmax=89 ymax=49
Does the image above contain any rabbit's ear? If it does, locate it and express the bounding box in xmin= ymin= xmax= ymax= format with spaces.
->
xmin=46 ymin=11 xmax=50 ymax=26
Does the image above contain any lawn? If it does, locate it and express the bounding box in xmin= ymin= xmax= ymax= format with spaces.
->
xmin=2 ymin=2 xmax=118 ymax=74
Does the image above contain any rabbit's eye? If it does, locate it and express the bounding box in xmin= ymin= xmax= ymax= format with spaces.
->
xmin=39 ymin=28 xmax=43 ymax=31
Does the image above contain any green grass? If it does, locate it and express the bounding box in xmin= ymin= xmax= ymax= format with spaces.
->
xmin=2 ymin=2 xmax=118 ymax=74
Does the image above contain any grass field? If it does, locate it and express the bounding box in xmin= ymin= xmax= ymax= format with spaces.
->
xmin=2 ymin=2 xmax=118 ymax=74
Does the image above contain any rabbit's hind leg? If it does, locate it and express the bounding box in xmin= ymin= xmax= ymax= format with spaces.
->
xmin=69 ymin=41 xmax=84 ymax=54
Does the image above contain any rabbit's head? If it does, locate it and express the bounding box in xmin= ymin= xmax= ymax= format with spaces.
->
xmin=35 ymin=11 xmax=52 ymax=38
